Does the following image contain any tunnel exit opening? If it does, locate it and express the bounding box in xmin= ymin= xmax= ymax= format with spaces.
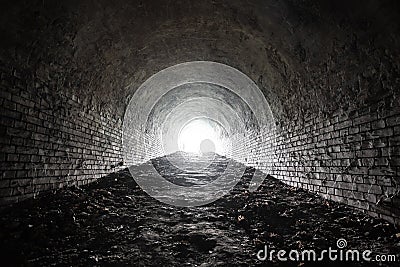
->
xmin=123 ymin=61 xmax=276 ymax=168
xmin=122 ymin=61 xmax=276 ymax=206
xmin=177 ymin=117 xmax=228 ymax=156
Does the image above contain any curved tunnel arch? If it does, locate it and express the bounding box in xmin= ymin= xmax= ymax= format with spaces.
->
xmin=123 ymin=61 xmax=276 ymax=175
xmin=146 ymin=82 xmax=260 ymax=134
xmin=0 ymin=0 xmax=400 ymax=222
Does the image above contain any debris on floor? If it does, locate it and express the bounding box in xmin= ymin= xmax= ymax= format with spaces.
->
xmin=0 ymin=156 xmax=399 ymax=266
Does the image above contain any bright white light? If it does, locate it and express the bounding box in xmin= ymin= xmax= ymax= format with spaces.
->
xmin=178 ymin=118 xmax=226 ymax=155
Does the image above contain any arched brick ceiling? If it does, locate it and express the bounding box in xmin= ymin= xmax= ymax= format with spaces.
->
xmin=1 ymin=0 xmax=399 ymax=122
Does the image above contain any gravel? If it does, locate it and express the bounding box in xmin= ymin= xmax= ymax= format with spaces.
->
xmin=0 ymin=155 xmax=399 ymax=266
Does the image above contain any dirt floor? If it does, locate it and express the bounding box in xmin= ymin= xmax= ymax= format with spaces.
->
xmin=0 ymin=155 xmax=400 ymax=266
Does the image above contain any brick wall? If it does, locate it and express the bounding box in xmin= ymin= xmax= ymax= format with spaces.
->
xmin=1 ymin=63 xmax=400 ymax=226
xmin=244 ymin=99 xmax=400 ymax=225
xmin=0 ymin=65 xmax=124 ymax=205
xmin=122 ymin=129 xmax=165 ymax=166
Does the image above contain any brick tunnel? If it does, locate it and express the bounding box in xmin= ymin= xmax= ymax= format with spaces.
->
xmin=0 ymin=0 xmax=400 ymax=266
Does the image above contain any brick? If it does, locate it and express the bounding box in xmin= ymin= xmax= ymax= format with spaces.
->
xmin=0 ymin=90 xmax=12 ymax=100
xmin=371 ymin=128 xmax=394 ymax=138
xmin=0 ymin=116 xmax=14 ymax=128
xmin=354 ymin=114 xmax=375 ymax=125
xmin=15 ymin=146 xmax=39 ymax=154
xmin=334 ymin=120 xmax=352 ymax=130
xmin=361 ymin=158 xmax=374 ymax=167
xmin=14 ymin=121 xmax=26 ymax=129
xmin=11 ymin=95 xmax=35 ymax=108
xmin=0 ymin=179 xmax=10 ymax=188
xmin=15 ymin=104 xmax=29 ymax=114
xmin=330 ymin=195 xmax=346 ymax=203
xmin=372 ymin=119 xmax=386 ymax=129
xmin=394 ymin=126 xmax=400 ymax=135
xmin=16 ymin=170 xmax=28 ymax=177
xmin=351 ymin=191 xmax=364 ymax=199
xmin=6 ymin=127 xmax=31 ymax=138
xmin=2 ymin=99 xmax=17 ymax=110
xmin=389 ymin=157 xmax=400 ymax=166
xmin=360 ymin=123 xmax=371 ymax=132
xmin=341 ymin=182 xmax=355 ymax=190
xmin=364 ymin=193 xmax=377 ymax=204
xmin=356 ymin=149 xmax=378 ymax=158
xmin=369 ymin=167 xmax=395 ymax=176
xmin=348 ymin=167 xmax=369 ymax=175
xmin=363 ymin=176 xmax=377 ymax=184
xmin=30 ymin=155 xmax=41 ymax=163
xmin=32 ymin=133 xmax=48 ymax=142
xmin=375 ymin=157 xmax=389 ymax=166
xmin=357 ymin=184 xmax=382 ymax=194
xmin=19 ymin=154 xmax=30 ymax=162
xmin=10 ymin=178 xmax=31 ymax=187
xmin=387 ymin=115 xmax=400 ymax=126
xmin=6 ymin=154 xmax=19 ymax=161
xmin=377 ymin=176 xmax=392 ymax=186
xmin=372 ymin=138 xmax=387 ymax=148
xmin=0 ymin=145 xmax=16 ymax=153
xmin=335 ymin=188 xmax=343 ymax=196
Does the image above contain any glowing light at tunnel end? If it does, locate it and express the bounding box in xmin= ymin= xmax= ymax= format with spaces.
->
xmin=178 ymin=118 xmax=227 ymax=155
xmin=123 ymin=61 xmax=276 ymax=207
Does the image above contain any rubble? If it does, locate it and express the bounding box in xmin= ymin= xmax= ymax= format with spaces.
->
xmin=0 ymin=157 xmax=399 ymax=266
